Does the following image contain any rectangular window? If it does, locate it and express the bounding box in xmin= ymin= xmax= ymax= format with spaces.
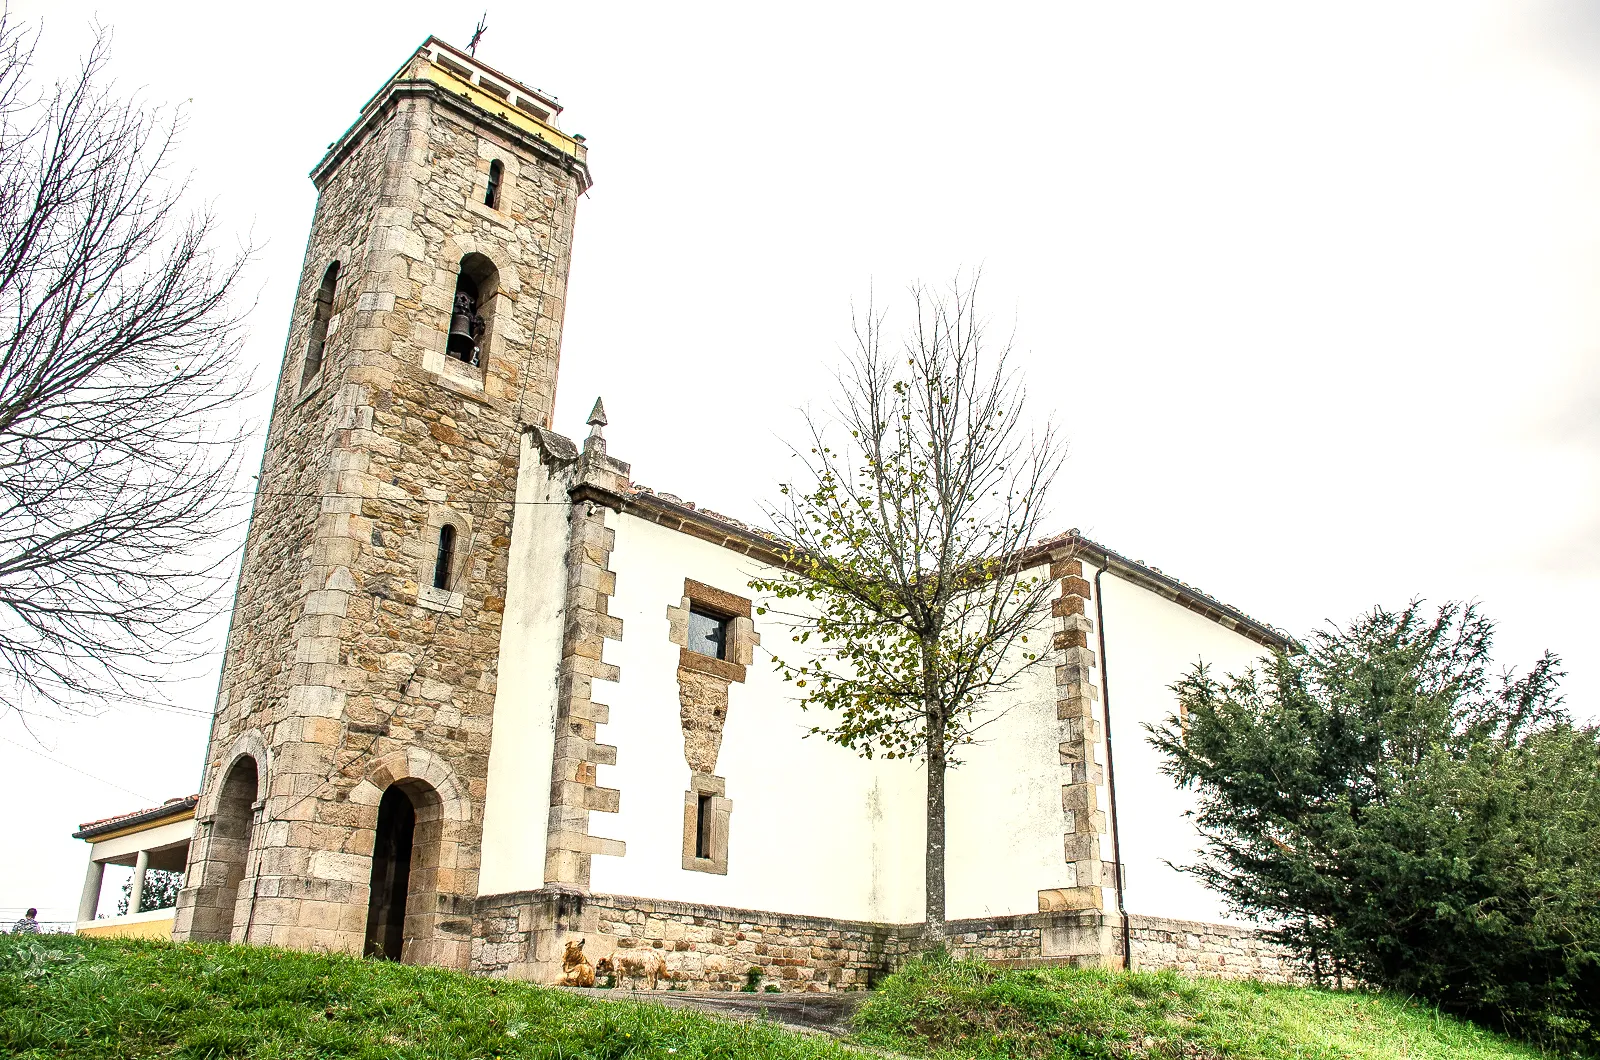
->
xmin=686 ymin=608 xmax=729 ymax=660
xmin=695 ymin=794 xmax=713 ymax=859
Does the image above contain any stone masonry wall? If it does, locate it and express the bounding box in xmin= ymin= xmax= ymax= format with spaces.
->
xmin=178 ymin=47 xmax=588 ymax=968
xmin=175 ymin=78 xmax=397 ymax=946
xmin=473 ymin=890 xmax=906 ymax=991
xmin=469 ymin=893 xmax=1235 ymax=992
xmin=1127 ymin=915 xmax=1303 ymax=984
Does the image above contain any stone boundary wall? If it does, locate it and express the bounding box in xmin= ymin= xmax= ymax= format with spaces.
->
xmin=470 ymin=892 xmax=1294 ymax=991
xmin=1127 ymin=914 xmax=1303 ymax=983
xmin=472 ymin=889 xmax=906 ymax=991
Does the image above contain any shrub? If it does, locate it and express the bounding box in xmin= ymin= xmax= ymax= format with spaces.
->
xmin=1149 ymin=602 xmax=1600 ymax=1052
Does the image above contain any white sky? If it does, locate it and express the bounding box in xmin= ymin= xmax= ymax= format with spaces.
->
xmin=3 ymin=0 xmax=1597 ymax=926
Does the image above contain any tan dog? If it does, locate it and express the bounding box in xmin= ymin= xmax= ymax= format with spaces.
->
xmin=594 ymin=956 xmax=615 ymax=981
xmin=560 ymin=939 xmax=596 ymax=988
xmin=615 ymin=951 xmax=669 ymax=991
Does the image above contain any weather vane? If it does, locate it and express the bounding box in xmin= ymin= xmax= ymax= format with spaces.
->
xmin=467 ymin=12 xmax=488 ymax=56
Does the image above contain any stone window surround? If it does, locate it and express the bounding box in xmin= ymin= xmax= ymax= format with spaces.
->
xmin=681 ymin=775 xmax=731 ymax=876
xmin=294 ymin=246 xmax=352 ymax=403
xmin=417 ymin=505 xmax=471 ymax=615
xmin=465 ymin=138 xmax=520 ymax=222
xmin=666 ymin=579 xmax=758 ymax=875
xmin=418 ymin=236 xmax=521 ymax=395
xmin=668 ymin=579 xmax=758 ymax=680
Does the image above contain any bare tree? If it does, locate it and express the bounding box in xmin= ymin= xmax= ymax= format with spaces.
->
xmin=754 ymin=274 xmax=1066 ymax=931
xmin=0 ymin=16 xmax=251 ymax=721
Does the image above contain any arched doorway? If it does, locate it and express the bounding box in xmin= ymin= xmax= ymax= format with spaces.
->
xmin=354 ymin=750 xmax=469 ymax=967
xmin=364 ymin=785 xmax=415 ymax=960
xmin=190 ymin=755 xmax=259 ymax=942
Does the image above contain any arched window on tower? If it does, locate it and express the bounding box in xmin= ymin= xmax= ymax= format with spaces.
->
xmin=433 ymin=524 xmax=456 ymax=591
xmin=485 ymin=159 xmax=503 ymax=209
xmin=446 ymin=254 xmax=498 ymax=366
xmin=300 ymin=261 xmax=339 ymax=387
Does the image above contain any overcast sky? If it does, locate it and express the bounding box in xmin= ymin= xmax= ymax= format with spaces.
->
xmin=3 ymin=0 xmax=1597 ymax=925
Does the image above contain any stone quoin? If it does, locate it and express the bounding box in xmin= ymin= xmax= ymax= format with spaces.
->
xmin=163 ymin=35 xmax=1301 ymax=989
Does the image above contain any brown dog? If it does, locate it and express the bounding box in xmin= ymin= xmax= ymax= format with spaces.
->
xmin=560 ymin=939 xmax=596 ymax=988
xmin=615 ymin=951 xmax=669 ymax=991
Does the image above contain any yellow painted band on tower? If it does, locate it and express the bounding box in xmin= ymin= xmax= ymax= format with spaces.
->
xmin=422 ymin=64 xmax=586 ymax=161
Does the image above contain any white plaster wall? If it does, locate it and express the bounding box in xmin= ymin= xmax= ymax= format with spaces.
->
xmin=1093 ymin=564 xmax=1275 ymax=925
xmin=475 ymin=479 xmax=1275 ymax=927
xmin=477 ymin=438 xmax=572 ymax=897
xmin=943 ymin=611 xmax=1078 ymax=921
xmin=588 ymin=514 xmax=909 ymax=921
xmin=589 ymin=515 xmax=1073 ymax=924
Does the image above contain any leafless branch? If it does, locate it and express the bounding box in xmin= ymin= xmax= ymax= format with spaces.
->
xmin=0 ymin=15 xmax=253 ymax=721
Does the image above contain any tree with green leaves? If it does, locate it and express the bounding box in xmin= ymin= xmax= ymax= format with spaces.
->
xmin=754 ymin=275 xmax=1065 ymax=931
xmin=1149 ymin=601 xmax=1600 ymax=1052
xmin=114 ymin=869 xmax=183 ymax=915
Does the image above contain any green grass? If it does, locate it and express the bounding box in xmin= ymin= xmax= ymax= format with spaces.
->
xmin=0 ymin=935 xmax=1564 ymax=1059
xmin=851 ymin=954 xmax=1566 ymax=1060
xmin=0 ymin=933 xmax=855 ymax=1059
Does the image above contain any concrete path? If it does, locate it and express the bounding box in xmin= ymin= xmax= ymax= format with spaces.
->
xmin=561 ymin=986 xmax=865 ymax=1037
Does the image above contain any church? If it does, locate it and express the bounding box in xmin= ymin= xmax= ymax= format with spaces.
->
xmin=155 ymin=35 xmax=1299 ymax=988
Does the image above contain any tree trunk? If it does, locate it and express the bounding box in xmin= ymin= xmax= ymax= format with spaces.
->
xmin=922 ymin=644 xmax=947 ymax=935
xmin=925 ymin=723 xmax=947 ymax=933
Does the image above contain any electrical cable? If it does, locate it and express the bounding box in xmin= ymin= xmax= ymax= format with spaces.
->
xmin=0 ymin=734 xmax=156 ymax=802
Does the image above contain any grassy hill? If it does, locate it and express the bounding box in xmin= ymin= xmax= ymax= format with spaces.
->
xmin=0 ymin=934 xmax=1560 ymax=1059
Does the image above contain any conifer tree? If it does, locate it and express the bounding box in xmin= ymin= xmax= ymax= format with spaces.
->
xmin=1150 ymin=602 xmax=1599 ymax=1050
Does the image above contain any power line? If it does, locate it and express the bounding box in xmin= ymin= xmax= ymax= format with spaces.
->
xmin=0 ymin=735 xmax=156 ymax=802
xmin=11 ymin=674 xmax=214 ymax=718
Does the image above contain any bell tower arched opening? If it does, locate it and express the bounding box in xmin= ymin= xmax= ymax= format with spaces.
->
xmin=445 ymin=253 xmax=499 ymax=366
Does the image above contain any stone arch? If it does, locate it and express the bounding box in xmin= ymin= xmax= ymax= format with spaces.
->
xmin=197 ymin=730 xmax=270 ymax=820
xmin=179 ymin=731 xmax=268 ymax=943
xmin=350 ymin=747 xmax=472 ymax=824
xmin=350 ymin=748 xmax=474 ymax=968
xmin=440 ymin=234 xmax=522 ymax=294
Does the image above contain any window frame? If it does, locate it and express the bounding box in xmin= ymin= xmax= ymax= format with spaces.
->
xmin=299 ymin=261 xmax=340 ymax=390
xmin=685 ymin=606 xmax=730 ymax=661
xmin=432 ymin=524 xmax=456 ymax=591
xmin=484 ymin=159 xmax=503 ymax=209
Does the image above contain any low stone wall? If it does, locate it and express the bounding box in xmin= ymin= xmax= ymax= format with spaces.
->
xmin=592 ymin=895 xmax=902 ymax=991
xmin=1127 ymin=914 xmax=1302 ymax=983
xmin=471 ymin=889 xmax=904 ymax=990
xmin=473 ymin=891 xmax=1123 ymax=991
xmin=469 ymin=890 xmax=1294 ymax=990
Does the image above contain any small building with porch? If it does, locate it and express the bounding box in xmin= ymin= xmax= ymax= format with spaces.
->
xmin=72 ymin=796 xmax=196 ymax=939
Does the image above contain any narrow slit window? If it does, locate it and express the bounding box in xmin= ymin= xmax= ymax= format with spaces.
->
xmin=300 ymin=261 xmax=339 ymax=387
xmin=694 ymin=794 xmax=713 ymax=859
xmin=433 ymin=524 xmax=455 ymax=591
xmin=485 ymin=160 xmax=503 ymax=208
xmin=687 ymin=608 xmax=729 ymax=660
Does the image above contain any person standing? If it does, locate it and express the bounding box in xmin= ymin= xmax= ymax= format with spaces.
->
xmin=10 ymin=908 xmax=39 ymax=934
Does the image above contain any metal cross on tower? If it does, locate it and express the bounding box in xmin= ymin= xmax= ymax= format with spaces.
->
xmin=467 ymin=12 xmax=488 ymax=56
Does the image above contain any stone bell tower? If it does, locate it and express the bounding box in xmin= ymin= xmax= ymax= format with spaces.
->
xmin=174 ymin=37 xmax=591 ymax=967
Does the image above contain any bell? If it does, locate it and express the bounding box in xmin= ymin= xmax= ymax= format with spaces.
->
xmin=447 ymin=309 xmax=476 ymax=357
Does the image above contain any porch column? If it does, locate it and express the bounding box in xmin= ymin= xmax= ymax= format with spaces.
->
xmin=129 ymin=849 xmax=150 ymax=914
xmin=77 ymin=858 xmax=105 ymax=924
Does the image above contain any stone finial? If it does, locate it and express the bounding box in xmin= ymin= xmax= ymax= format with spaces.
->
xmin=583 ymin=397 xmax=608 ymax=457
